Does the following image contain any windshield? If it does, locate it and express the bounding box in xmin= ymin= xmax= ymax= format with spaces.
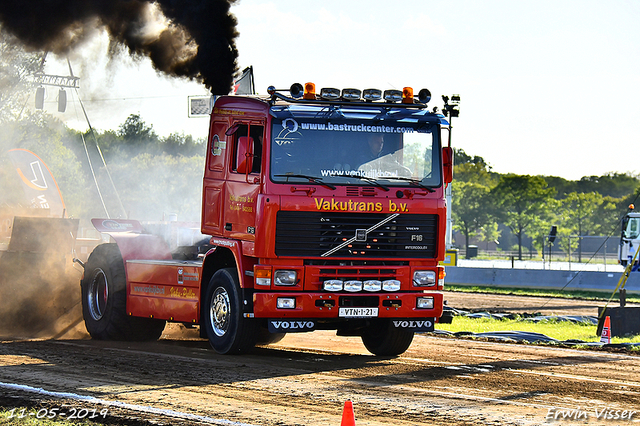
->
xmin=270 ymin=116 xmax=441 ymax=187
xmin=624 ymin=216 xmax=640 ymax=239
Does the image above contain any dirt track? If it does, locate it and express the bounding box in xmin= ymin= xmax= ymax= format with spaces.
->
xmin=441 ymin=291 xmax=640 ymax=317
xmin=1 ymin=292 xmax=639 ymax=426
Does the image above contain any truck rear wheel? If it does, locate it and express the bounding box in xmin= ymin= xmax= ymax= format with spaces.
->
xmin=361 ymin=319 xmax=414 ymax=356
xmin=204 ymin=268 xmax=258 ymax=354
xmin=81 ymin=244 xmax=165 ymax=341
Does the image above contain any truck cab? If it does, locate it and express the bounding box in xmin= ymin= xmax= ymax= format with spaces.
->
xmin=80 ymin=83 xmax=453 ymax=356
xmin=620 ymin=208 xmax=640 ymax=267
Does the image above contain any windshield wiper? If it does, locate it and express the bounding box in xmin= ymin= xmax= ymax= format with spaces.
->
xmin=379 ymin=176 xmax=435 ymax=192
xmin=274 ymin=174 xmax=336 ymax=190
xmin=344 ymin=174 xmax=390 ymax=191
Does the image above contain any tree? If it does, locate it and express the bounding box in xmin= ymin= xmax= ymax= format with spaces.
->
xmin=576 ymin=173 xmax=639 ymax=199
xmin=161 ymin=132 xmax=205 ymax=157
xmin=593 ymin=195 xmax=622 ymax=237
xmin=451 ymin=181 xmax=495 ymax=253
xmin=109 ymin=153 xmax=204 ymax=222
xmin=543 ymin=175 xmax=577 ymax=199
xmin=0 ymin=113 xmax=89 ymax=217
xmin=557 ymin=192 xmax=604 ymax=262
xmin=452 ymin=148 xmax=497 ymax=187
xmin=0 ymin=27 xmax=44 ymax=123
xmin=454 ymin=161 xmax=497 ymax=187
xmin=106 ymin=113 xmax=161 ymax=159
xmin=118 ymin=113 xmax=157 ymax=141
xmin=453 ymin=148 xmax=487 ymax=168
xmin=491 ymin=174 xmax=556 ymax=260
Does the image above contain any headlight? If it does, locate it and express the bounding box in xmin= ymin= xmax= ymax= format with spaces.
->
xmin=384 ymin=89 xmax=402 ymax=102
xmin=277 ymin=298 xmax=296 ymax=309
xmin=363 ymin=88 xmax=382 ymax=101
xmin=320 ymin=87 xmax=340 ymax=100
xmin=417 ymin=297 xmax=434 ymax=309
xmin=344 ymin=280 xmax=363 ymax=292
xmin=274 ymin=270 xmax=297 ymax=286
xmin=363 ymin=280 xmax=382 ymax=292
xmin=382 ymin=279 xmax=401 ymax=291
xmin=342 ymin=88 xmax=361 ymax=101
xmin=323 ymin=280 xmax=343 ymax=291
xmin=413 ymin=271 xmax=436 ymax=287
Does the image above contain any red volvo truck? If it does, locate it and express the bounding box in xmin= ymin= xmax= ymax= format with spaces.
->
xmin=80 ymin=83 xmax=454 ymax=355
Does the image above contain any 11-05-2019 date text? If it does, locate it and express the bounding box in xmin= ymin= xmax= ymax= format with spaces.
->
xmin=7 ymin=406 xmax=109 ymax=420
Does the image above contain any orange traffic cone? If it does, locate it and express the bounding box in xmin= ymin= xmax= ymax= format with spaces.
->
xmin=600 ymin=316 xmax=611 ymax=344
xmin=341 ymin=400 xmax=356 ymax=426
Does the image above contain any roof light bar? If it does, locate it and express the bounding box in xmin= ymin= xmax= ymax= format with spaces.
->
xmin=270 ymin=83 xmax=434 ymax=107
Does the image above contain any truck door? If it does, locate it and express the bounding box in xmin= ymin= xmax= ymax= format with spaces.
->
xmin=224 ymin=122 xmax=264 ymax=240
xmin=202 ymin=119 xmax=230 ymax=236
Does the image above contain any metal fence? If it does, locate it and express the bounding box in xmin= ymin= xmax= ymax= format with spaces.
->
xmin=460 ymin=235 xmax=623 ymax=272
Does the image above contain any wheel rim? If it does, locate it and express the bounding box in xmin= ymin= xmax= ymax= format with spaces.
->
xmin=87 ymin=268 xmax=108 ymax=321
xmin=210 ymin=287 xmax=231 ymax=337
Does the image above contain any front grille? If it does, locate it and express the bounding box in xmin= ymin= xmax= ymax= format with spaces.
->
xmin=275 ymin=211 xmax=437 ymax=258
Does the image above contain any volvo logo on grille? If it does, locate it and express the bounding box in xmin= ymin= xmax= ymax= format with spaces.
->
xmin=321 ymin=213 xmax=400 ymax=257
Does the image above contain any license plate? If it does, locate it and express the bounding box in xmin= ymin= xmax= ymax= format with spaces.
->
xmin=338 ymin=307 xmax=379 ymax=318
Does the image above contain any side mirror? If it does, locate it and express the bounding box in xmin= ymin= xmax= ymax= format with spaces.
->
xmin=236 ymin=136 xmax=254 ymax=174
xmin=442 ymin=146 xmax=453 ymax=184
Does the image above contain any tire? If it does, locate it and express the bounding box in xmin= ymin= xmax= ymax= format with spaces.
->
xmin=81 ymin=244 xmax=165 ymax=341
xmin=204 ymin=268 xmax=258 ymax=354
xmin=360 ymin=319 xmax=414 ymax=356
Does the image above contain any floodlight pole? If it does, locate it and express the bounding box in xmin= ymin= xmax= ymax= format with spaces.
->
xmin=442 ymin=95 xmax=459 ymax=251
xmin=33 ymin=55 xmax=79 ymax=112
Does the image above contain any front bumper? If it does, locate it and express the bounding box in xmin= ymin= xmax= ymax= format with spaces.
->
xmin=253 ymin=291 xmax=443 ymax=319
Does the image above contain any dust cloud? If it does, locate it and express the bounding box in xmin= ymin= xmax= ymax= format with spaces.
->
xmin=0 ymin=217 xmax=88 ymax=339
xmin=0 ymin=0 xmax=227 ymax=339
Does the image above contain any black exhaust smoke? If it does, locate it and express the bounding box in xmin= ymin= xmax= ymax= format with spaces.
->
xmin=0 ymin=0 xmax=239 ymax=94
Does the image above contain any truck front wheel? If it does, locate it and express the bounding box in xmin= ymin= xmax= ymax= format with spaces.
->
xmin=361 ymin=319 xmax=414 ymax=356
xmin=81 ymin=244 xmax=165 ymax=341
xmin=204 ymin=268 xmax=258 ymax=354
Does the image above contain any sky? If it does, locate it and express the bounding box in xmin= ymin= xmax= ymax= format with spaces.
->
xmin=41 ymin=0 xmax=640 ymax=181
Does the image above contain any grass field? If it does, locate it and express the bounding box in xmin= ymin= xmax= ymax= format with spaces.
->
xmin=436 ymin=315 xmax=640 ymax=346
xmin=442 ymin=285 xmax=640 ymax=345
